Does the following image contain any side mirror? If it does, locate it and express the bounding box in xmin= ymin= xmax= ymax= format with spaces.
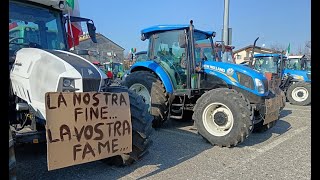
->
xmin=87 ymin=21 xmax=97 ymax=43
xmin=179 ymin=34 xmax=186 ymax=48
xmin=141 ymin=34 xmax=146 ymax=41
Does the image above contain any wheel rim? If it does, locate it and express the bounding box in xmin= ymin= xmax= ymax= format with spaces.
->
xmin=291 ymin=86 xmax=309 ymax=102
xmin=129 ymin=83 xmax=151 ymax=110
xmin=202 ymin=102 xmax=234 ymax=137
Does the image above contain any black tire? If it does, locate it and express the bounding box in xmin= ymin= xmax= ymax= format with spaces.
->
xmin=286 ymin=81 xmax=311 ymax=106
xmin=123 ymin=71 xmax=169 ymax=128
xmin=9 ymin=127 xmax=17 ymax=180
xmin=192 ymin=88 xmax=252 ymax=147
xmin=252 ymin=116 xmax=277 ymax=133
xmin=101 ymin=86 xmax=154 ymax=166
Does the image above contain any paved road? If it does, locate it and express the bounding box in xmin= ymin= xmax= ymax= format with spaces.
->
xmin=15 ymin=103 xmax=311 ymax=180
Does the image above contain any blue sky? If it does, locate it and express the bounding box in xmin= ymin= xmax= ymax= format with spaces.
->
xmin=78 ymin=0 xmax=310 ymax=54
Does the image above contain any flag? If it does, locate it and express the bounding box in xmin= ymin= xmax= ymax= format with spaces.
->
xmin=285 ymin=43 xmax=290 ymax=57
xmin=66 ymin=0 xmax=82 ymax=48
xmin=66 ymin=0 xmax=74 ymax=9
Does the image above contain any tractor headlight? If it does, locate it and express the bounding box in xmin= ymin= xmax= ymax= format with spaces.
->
xmin=63 ymin=78 xmax=72 ymax=87
xmin=254 ymin=78 xmax=265 ymax=94
xmin=62 ymin=78 xmax=78 ymax=92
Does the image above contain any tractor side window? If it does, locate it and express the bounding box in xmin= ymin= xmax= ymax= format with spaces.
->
xmin=152 ymin=30 xmax=188 ymax=89
xmin=194 ymin=35 xmax=213 ymax=64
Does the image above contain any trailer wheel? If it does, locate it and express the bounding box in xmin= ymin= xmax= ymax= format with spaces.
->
xmin=123 ymin=71 xmax=169 ymax=127
xmin=193 ymin=88 xmax=252 ymax=147
xmin=286 ymin=82 xmax=311 ymax=106
xmin=102 ymin=87 xmax=154 ymax=166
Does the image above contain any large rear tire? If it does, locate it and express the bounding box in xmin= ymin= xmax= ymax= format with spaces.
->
xmin=123 ymin=71 xmax=169 ymax=128
xmin=102 ymin=87 xmax=154 ymax=166
xmin=286 ymin=81 xmax=311 ymax=106
xmin=193 ymin=88 xmax=252 ymax=147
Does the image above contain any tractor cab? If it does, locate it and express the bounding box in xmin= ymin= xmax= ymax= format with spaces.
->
xmin=135 ymin=51 xmax=148 ymax=62
xmin=137 ymin=23 xmax=216 ymax=91
xmin=103 ymin=62 xmax=125 ymax=80
xmin=9 ymin=0 xmax=97 ymax=69
xmin=286 ymin=55 xmax=311 ymax=72
xmin=252 ymin=53 xmax=285 ymax=80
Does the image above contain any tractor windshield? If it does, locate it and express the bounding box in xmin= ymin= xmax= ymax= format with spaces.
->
xmin=253 ymin=56 xmax=278 ymax=74
xmin=9 ymin=1 xmax=67 ymax=52
xmin=286 ymin=58 xmax=310 ymax=71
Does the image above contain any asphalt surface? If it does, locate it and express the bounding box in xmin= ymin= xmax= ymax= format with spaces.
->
xmin=14 ymin=102 xmax=311 ymax=180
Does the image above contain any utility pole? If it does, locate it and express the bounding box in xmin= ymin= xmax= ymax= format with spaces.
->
xmin=223 ymin=0 xmax=230 ymax=45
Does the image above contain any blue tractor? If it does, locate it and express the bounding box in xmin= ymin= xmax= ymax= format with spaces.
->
xmin=123 ymin=21 xmax=285 ymax=147
xmin=251 ymin=53 xmax=311 ymax=106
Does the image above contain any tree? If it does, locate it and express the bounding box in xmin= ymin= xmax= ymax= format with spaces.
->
xmin=269 ymin=43 xmax=286 ymax=52
xmin=304 ymin=41 xmax=311 ymax=59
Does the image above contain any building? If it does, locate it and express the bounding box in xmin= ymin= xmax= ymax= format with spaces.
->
xmin=77 ymin=33 xmax=125 ymax=63
xmin=233 ymin=45 xmax=282 ymax=64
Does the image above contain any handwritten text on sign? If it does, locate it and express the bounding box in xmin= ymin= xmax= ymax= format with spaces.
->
xmin=45 ymin=92 xmax=132 ymax=171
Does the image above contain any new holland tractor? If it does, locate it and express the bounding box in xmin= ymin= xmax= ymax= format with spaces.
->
xmin=123 ymin=21 xmax=284 ymax=147
xmin=251 ymin=53 xmax=311 ymax=106
xmin=9 ymin=0 xmax=153 ymax=172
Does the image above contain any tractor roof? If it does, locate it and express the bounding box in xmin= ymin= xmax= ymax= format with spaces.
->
xmin=254 ymin=53 xmax=286 ymax=58
xmin=141 ymin=25 xmax=215 ymax=39
xmin=135 ymin=51 xmax=147 ymax=55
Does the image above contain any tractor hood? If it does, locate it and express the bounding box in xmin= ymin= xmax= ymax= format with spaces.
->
xmin=203 ymin=61 xmax=267 ymax=81
xmin=10 ymin=48 xmax=106 ymax=120
xmin=283 ymin=69 xmax=311 ymax=82
xmin=203 ymin=61 xmax=269 ymax=96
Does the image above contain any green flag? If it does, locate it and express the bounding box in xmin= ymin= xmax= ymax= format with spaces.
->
xmin=66 ymin=0 xmax=74 ymax=9
xmin=286 ymin=43 xmax=290 ymax=57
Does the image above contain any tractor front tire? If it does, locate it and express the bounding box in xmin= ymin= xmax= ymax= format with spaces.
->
xmin=193 ymin=88 xmax=252 ymax=147
xmin=102 ymin=87 xmax=154 ymax=166
xmin=123 ymin=71 xmax=169 ymax=128
xmin=286 ymin=82 xmax=311 ymax=106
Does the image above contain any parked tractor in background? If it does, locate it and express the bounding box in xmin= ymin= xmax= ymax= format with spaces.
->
xmin=103 ymin=62 xmax=126 ymax=80
xmin=135 ymin=51 xmax=148 ymax=62
xmin=9 ymin=0 xmax=153 ymax=172
xmin=286 ymin=55 xmax=311 ymax=71
xmin=123 ymin=21 xmax=284 ymax=147
xmin=251 ymin=53 xmax=311 ymax=106
xmin=246 ymin=37 xmax=311 ymax=106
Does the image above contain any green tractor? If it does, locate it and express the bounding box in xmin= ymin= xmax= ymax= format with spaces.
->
xmin=123 ymin=21 xmax=284 ymax=147
xmin=103 ymin=62 xmax=125 ymax=80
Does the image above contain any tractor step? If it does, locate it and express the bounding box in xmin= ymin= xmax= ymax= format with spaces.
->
xmin=171 ymin=103 xmax=184 ymax=107
xmin=170 ymin=115 xmax=183 ymax=119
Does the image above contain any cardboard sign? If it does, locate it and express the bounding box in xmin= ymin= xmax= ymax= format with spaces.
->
xmin=45 ymin=92 xmax=132 ymax=171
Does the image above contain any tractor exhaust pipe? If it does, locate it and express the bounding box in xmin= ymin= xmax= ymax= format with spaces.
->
xmin=249 ymin=37 xmax=259 ymax=68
